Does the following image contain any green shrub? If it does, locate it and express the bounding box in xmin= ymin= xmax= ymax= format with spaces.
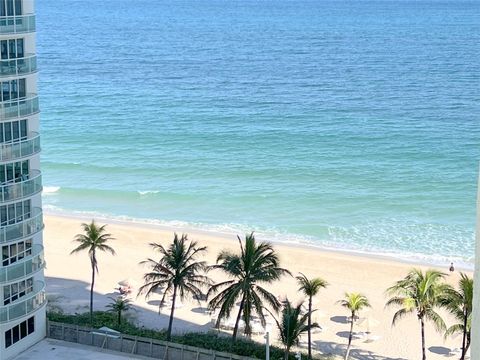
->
xmin=47 ymin=311 xmax=334 ymax=360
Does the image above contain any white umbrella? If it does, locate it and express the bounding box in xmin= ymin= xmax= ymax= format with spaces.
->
xmin=118 ymin=279 xmax=135 ymax=287
xmin=357 ymin=316 xmax=380 ymax=333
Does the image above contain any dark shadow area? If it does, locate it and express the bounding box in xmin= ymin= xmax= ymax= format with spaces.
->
xmin=335 ymin=331 xmax=351 ymax=339
xmin=45 ymin=276 xmax=211 ymax=333
xmin=330 ymin=315 xmax=349 ymax=324
xmin=46 ymin=276 xmax=424 ymax=360
xmin=191 ymin=307 xmax=209 ymax=314
xmin=428 ymin=346 xmax=451 ymax=355
xmin=147 ymin=300 xmax=163 ymax=307
xmin=316 ymin=340 xmax=408 ymax=360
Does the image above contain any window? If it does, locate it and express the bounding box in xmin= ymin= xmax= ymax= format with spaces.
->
xmin=3 ymin=277 xmax=33 ymax=305
xmin=0 ymin=0 xmax=21 ymax=17
xmin=0 ymin=119 xmax=29 ymax=143
xmin=4 ymin=316 xmax=34 ymax=349
xmin=0 ymin=39 xmax=24 ymax=60
xmin=0 ymin=78 xmax=26 ymax=102
xmin=0 ymin=159 xmax=29 ymax=184
xmin=0 ymin=199 xmax=31 ymax=226
xmin=1 ymin=239 xmax=32 ymax=266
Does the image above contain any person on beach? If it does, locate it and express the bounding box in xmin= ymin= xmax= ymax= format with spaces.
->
xmin=449 ymin=262 xmax=455 ymax=272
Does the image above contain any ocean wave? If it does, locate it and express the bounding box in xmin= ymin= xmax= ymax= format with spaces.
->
xmin=43 ymin=186 xmax=61 ymax=194
xmin=137 ymin=190 xmax=160 ymax=196
xmin=41 ymin=206 xmax=475 ymax=271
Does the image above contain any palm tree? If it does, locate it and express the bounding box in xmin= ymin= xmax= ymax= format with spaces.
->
xmin=137 ymin=233 xmax=210 ymax=341
xmin=296 ymin=273 xmax=328 ymax=360
xmin=440 ymin=273 xmax=473 ymax=360
xmin=386 ymin=269 xmax=448 ymax=360
xmin=272 ymin=299 xmax=318 ymax=360
xmin=106 ymin=296 xmax=132 ymax=325
xmin=70 ymin=220 xmax=116 ymax=323
xmin=208 ymin=232 xmax=291 ymax=340
xmin=338 ymin=293 xmax=370 ymax=360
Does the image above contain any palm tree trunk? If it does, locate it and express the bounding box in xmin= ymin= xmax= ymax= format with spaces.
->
xmin=284 ymin=345 xmax=291 ymax=360
xmin=421 ymin=318 xmax=426 ymax=360
xmin=460 ymin=312 xmax=468 ymax=360
xmin=232 ymin=292 xmax=246 ymax=341
xmin=463 ymin=339 xmax=471 ymax=360
xmin=90 ymin=260 xmax=95 ymax=324
xmin=344 ymin=312 xmax=354 ymax=360
xmin=167 ymin=285 xmax=177 ymax=341
xmin=118 ymin=310 xmax=121 ymax=326
xmin=307 ymin=296 xmax=312 ymax=360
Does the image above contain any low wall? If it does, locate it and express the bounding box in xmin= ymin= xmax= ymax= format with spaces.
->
xmin=46 ymin=321 xmax=257 ymax=360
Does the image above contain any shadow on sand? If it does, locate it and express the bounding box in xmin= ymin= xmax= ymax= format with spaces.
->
xmin=47 ymin=276 xmax=426 ymax=360
xmin=315 ymin=340 xmax=408 ymax=360
xmin=45 ymin=276 xmax=212 ymax=334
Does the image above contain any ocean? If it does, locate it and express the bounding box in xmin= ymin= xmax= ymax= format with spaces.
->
xmin=36 ymin=0 xmax=480 ymax=266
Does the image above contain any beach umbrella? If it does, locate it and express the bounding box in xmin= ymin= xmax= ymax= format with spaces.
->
xmin=357 ymin=316 xmax=380 ymax=333
xmin=118 ymin=278 xmax=135 ymax=287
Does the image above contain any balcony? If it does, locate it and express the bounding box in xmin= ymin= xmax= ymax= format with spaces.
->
xmin=0 ymin=94 xmax=39 ymax=120
xmin=0 ymin=132 xmax=40 ymax=162
xmin=0 ymin=207 xmax=43 ymax=243
xmin=0 ymin=54 xmax=37 ymax=77
xmin=0 ymin=245 xmax=44 ymax=283
xmin=0 ymin=169 xmax=41 ymax=202
xmin=0 ymin=14 xmax=35 ymax=35
xmin=0 ymin=281 xmax=46 ymax=323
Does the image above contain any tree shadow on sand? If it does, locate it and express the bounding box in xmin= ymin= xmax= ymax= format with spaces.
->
xmin=330 ymin=315 xmax=350 ymax=324
xmin=45 ymin=276 xmax=212 ymax=333
xmin=428 ymin=346 xmax=451 ymax=355
xmin=315 ymin=340 xmax=408 ymax=360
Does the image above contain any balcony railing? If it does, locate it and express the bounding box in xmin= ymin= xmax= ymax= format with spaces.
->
xmin=0 ymin=245 xmax=44 ymax=283
xmin=0 ymin=281 xmax=46 ymax=323
xmin=0 ymin=54 xmax=37 ymax=77
xmin=0 ymin=14 xmax=36 ymax=34
xmin=0 ymin=132 xmax=40 ymax=162
xmin=0 ymin=169 xmax=41 ymax=202
xmin=0 ymin=94 xmax=39 ymax=120
xmin=0 ymin=207 xmax=43 ymax=243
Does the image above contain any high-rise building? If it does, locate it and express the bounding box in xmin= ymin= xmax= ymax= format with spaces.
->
xmin=472 ymin=171 xmax=479 ymax=359
xmin=0 ymin=0 xmax=46 ymax=359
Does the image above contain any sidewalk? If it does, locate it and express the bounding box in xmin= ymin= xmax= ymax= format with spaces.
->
xmin=16 ymin=338 xmax=151 ymax=360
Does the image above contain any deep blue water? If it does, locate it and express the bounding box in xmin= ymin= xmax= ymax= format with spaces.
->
xmin=36 ymin=0 xmax=480 ymax=265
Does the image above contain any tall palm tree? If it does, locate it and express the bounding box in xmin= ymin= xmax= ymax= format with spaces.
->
xmin=338 ymin=293 xmax=370 ymax=360
xmin=272 ymin=299 xmax=318 ymax=360
xmin=208 ymin=233 xmax=291 ymax=340
xmin=440 ymin=273 xmax=473 ymax=360
xmin=106 ymin=296 xmax=132 ymax=325
xmin=296 ymin=273 xmax=328 ymax=360
xmin=137 ymin=233 xmax=210 ymax=341
xmin=71 ymin=220 xmax=116 ymax=323
xmin=386 ymin=269 xmax=448 ymax=360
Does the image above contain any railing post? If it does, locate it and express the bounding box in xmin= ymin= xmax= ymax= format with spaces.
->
xmin=163 ymin=345 xmax=169 ymax=360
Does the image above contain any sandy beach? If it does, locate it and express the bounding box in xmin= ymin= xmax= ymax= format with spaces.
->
xmin=43 ymin=214 xmax=471 ymax=360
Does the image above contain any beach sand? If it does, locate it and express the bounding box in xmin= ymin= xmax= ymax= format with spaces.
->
xmin=43 ymin=214 xmax=471 ymax=360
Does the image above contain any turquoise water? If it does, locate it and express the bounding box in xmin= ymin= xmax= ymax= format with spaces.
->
xmin=37 ymin=0 xmax=479 ymax=265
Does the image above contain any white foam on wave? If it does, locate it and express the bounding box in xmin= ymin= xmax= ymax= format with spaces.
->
xmin=137 ymin=190 xmax=160 ymax=196
xmin=40 ymin=206 xmax=475 ymax=270
xmin=43 ymin=186 xmax=61 ymax=194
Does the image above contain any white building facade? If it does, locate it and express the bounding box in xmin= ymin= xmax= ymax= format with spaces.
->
xmin=0 ymin=0 xmax=46 ymax=359
xmin=472 ymin=171 xmax=479 ymax=359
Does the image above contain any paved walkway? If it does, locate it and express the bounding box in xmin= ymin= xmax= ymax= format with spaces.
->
xmin=16 ymin=338 xmax=150 ymax=360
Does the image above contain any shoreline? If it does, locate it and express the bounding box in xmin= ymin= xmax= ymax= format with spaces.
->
xmin=43 ymin=209 xmax=474 ymax=271
xmin=43 ymin=213 xmax=473 ymax=360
